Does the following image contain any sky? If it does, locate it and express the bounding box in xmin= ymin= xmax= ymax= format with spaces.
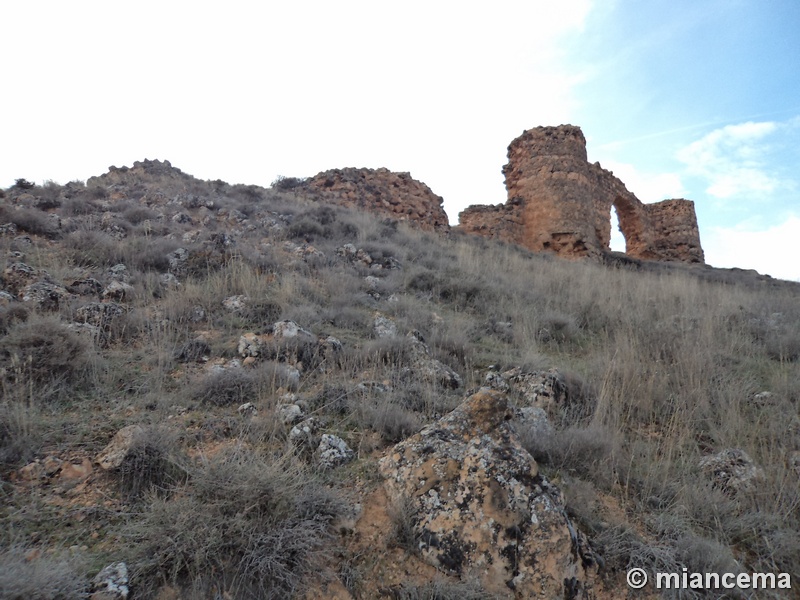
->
xmin=2 ymin=0 xmax=799 ymax=280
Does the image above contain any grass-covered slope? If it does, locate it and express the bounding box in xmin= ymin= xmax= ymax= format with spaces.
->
xmin=1 ymin=166 xmax=798 ymax=598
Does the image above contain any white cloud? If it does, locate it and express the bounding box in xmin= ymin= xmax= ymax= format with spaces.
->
xmin=677 ymin=121 xmax=780 ymax=199
xmin=600 ymin=160 xmax=685 ymax=202
xmin=702 ymin=215 xmax=800 ymax=281
xmin=1 ymin=0 xmax=595 ymax=221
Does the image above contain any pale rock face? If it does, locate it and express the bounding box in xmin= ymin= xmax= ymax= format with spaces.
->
xmin=373 ymin=314 xmax=398 ymax=339
xmin=699 ymin=448 xmax=764 ymax=495
xmin=315 ymin=434 xmax=354 ymax=470
xmin=237 ymin=332 xmax=263 ymax=358
xmin=91 ymin=562 xmax=129 ymax=599
xmin=96 ymin=425 xmax=145 ymax=470
xmin=222 ymin=294 xmax=248 ymax=312
xmin=102 ymin=280 xmax=134 ymax=301
xmin=278 ymin=403 xmax=305 ymax=425
xmin=379 ymin=389 xmax=600 ymax=599
xmin=405 ymin=331 xmax=462 ymax=389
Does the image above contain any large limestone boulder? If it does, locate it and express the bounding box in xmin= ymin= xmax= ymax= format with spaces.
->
xmin=378 ymin=388 xmax=600 ymax=598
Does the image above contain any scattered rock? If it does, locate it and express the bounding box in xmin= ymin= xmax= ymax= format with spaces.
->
xmin=315 ymin=434 xmax=354 ymax=470
xmin=237 ymin=402 xmax=258 ymax=417
xmin=75 ymin=302 xmax=126 ymax=328
xmin=109 ymin=264 xmax=130 ymax=283
xmin=91 ymin=562 xmax=129 ymax=600
xmin=278 ymin=403 xmax=305 ymax=425
xmin=96 ymin=425 xmax=145 ymax=470
xmin=222 ymin=295 xmax=248 ymax=312
xmin=405 ymin=330 xmax=461 ymax=389
xmin=699 ymin=448 xmax=764 ymax=496
xmin=102 ymin=280 xmax=134 ymax=301
xmin=373 ymin=314 xmax=397 ymax=339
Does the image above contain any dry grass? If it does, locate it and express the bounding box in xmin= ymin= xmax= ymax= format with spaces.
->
xmin=2 ymin=174 xmax=798 ymax=596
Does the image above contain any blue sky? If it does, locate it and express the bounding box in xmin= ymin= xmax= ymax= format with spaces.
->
xmin=2 ymin=1 xmax=799 ymax=279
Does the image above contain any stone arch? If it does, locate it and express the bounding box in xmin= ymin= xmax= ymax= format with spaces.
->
xmin=609 ymin=194 xmax=649 ymax=257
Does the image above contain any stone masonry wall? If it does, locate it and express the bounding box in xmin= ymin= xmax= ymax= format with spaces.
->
xmin=299 ymin=167 xmax=450 ymax=233
xmin=458 ymin=125 xmax=705 ymax=263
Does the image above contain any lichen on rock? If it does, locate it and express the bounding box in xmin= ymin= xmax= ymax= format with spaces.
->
xmin=378 ymin=388 xmax=600 ymax=598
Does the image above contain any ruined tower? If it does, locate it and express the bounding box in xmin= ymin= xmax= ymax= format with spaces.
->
xmin=458 ymin=125 xmax=705 ymax=263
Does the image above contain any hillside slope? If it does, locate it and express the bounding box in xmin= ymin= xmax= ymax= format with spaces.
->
xmin=1 ymin=163 xmax=798 ymax=599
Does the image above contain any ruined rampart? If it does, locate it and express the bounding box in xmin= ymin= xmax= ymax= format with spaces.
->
xmin=458 ymin=125 xmax=704 ymax=263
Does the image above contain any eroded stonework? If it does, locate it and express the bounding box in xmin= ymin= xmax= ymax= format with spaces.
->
xmin=299 ymin=167 xmax=449 ymax=232
xmin=459 ymin=125 xmax=705 ymax=263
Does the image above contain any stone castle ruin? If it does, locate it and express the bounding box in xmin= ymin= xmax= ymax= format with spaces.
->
xmin=458 ymin=125 xmax=705 ymax=263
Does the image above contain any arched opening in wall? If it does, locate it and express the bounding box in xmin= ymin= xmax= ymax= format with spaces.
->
xmin=611 ymin=195 xmax=647 ymax=258
xmin=609 ymin=205 xmax=626 ymax=252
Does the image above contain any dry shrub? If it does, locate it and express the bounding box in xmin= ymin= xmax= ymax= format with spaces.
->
xmin=63 ymin=229 xmax=124 ymax=267
xmin=361 ymin=402 xmax=422 ymax=443
xmin=128 ymin=449 xmax=346 ymax=598
xmin=765 ymin=331 xmax=800 ymax=362
xmin=0 ymin=316 xmax=91 ymax=399
xmin=115 ymin=425 xmax=187 ymax=500
xmin=0 ymin=400 xmax=42 ymax=472
xmin=518 ymin=424 xmax=615 ymax=481
xmin=388 ymin=495 xmax=421 ymax=554
xmin=386 ymin=579 xmax=492 ymax=600
xmin=0 ymin=206 xmax=59 ymax=238
xmin=0 ymin=547 xmax=88 ymax=599
xmin=192 ymin=369 xmax=256 ymax=406
xmin=0 ymin=304 xmax=29 ymax=335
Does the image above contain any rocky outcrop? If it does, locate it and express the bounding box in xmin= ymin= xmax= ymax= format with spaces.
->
xmin=699 ymin=448 xmax=764 ymax=496
xmin=299 ymin=167 xmax=449 ymax=232
xmin=378 ymin=388 xmax=604 ymax=599
xmin=86 ymin=159 xmax=197 ymax=192
xmin=458 ymin=125 xmax=704 ymax=263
